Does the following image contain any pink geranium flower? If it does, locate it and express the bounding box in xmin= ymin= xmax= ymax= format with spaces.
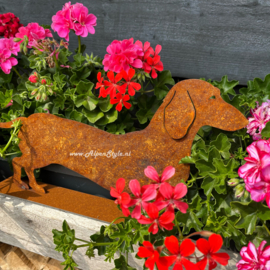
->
xmin=71 ymin=3 xmax=97 ymax=37
xmin=128 ymin=179 xmax=157 ymax=219
xmin=238 ymin=140 xmax=270 ymax=185
xmin=156 ymin=182 xmax=188 ymax=213
xmin=247 ymin=181 xmax=270 ymax=208
xmin=138 ymin=203 xmax=175 ymax=234
xmin=51 ymin=2 xmax=97 ymax=40
xmin=51 ymin=2 xmax=73 ymax=41
xmin=15 ymin=23 xmax=52 ymax=48
xmin=102 ymin=38 xmax=144 ymax=73
xmin=110 ymin=178 xmax=131 ymax=217
xmin=247 ymin=101 xmax=270 ymax=140
xmin=144 ymin=166 xmax=175 ymax=188
xmin=0 ymin=38 xmax=20 ymax=74
xmin=237 ymin=241 xmax=270 ymax=270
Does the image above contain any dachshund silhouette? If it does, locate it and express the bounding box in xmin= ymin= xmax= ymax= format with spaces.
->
xmin=0 ymin=79 xmax=248 ymax=194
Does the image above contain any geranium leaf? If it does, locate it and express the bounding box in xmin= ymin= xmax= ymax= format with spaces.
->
xmin=210 ymin=133 xmax=231 ymax=159
xmin=213 ymin=75 xmax=238 ymax=96
xmin=261 ymin=122 xmax=270 ymax=139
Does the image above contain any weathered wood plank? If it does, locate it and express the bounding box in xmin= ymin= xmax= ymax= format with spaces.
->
xmin=0 ymin=193 xmax=242 ymax=269
xmin=0 ymin=193 xmax=144 ymax=269
xmin=1 ymin=0 xmax=270 ymax=84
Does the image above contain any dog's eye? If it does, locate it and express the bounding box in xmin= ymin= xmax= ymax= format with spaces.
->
xmin=209 ymin=96 xmax=216 ymax=99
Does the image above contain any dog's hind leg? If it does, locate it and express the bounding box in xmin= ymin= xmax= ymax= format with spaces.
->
xmin=24 ymin=167 xmax=45 ymax=194
xmin=12 ymin=156 xmax=30 ymax=190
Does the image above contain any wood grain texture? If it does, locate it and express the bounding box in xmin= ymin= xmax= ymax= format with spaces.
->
xmin=1 ymin=0 xmax=270 ymax=84
xmin=0 ymin=193 xmax=242 ymax=270
xmin=0 ymin=193 xmax=144 ymax=270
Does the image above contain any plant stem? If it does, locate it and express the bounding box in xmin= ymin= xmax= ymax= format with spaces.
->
xmin=53 ymin=55 xmax=59 ymax=70
xmin=175 ymin=216 xmax=183 ymax=240
xmin=126 ymin=251 xmax=128 ymax=264
xmin=109 ymin=216 xmax=126 ymax=226
xmin=5 ymin=151 xmax=21 ymax=156
xmin=0 ymin=120 xmax=21 ymax=158
xmin=144 ymin=89 xmax=154 ymax=93
xmin=12 ymin=67 xmax=22 ymax=78
xmin=76 ymin=242 xmax=116 ymax=248
xmin=263 ymin=223 xmax=270 ymax=236
xmin=75 ymin=238 xmax=91 ymax=243
xmin=78 ymin=36 xmax=81 ymax=54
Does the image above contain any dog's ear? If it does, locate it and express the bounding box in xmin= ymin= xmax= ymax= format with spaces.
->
xmin=164 ymin=90 xmax=196 ymax=139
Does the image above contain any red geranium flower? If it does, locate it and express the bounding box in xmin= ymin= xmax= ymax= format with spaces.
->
xmin=128 ymin=179 xmax=157 ymax=219
xmin=110 ymin=178 xmax=131 ymax=217
xmin=144 ymin=166 xmax=175 ymax=188
xmin=138 ymin=203 xmax=174 ymax=234
xmin=144 ymin=55 xmax=164 ymax=79
xmin=196 ymin=234 xmax=230 ymax=270
xmin=104 ymin=71 xmax=125 ymax=98
xmin=110 ymin=93 xmax=132 ymax=112
xmin=164 ymin=236 xmax=199 ymax=270
xmin=95 ymin=72 xmax=107 ymax=98
xmin=0 ymin=13 xmax=23 ymax=38
xmin=137 ymin=241 xmax=175 ymax=270
xmin=121 ymin=68 xmax=141 ymax=96
xmin=156 ymin=182 xmax=188 ymax=213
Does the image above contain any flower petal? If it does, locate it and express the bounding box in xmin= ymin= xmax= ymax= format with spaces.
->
xmin=129 ymin=179 xmax=141 ymax=198
xmin=209 ymin=234 xmax=223 ymax=253
xmin=161 ymin=166 xmax=175 ymax=182
xmin=164 ymin=235 xmax=179 ymax=255
xmin=144 ymin=166 xmax=160 ymax=182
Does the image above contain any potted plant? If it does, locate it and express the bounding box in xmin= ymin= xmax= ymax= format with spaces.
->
xmin=1 ymin=2 xmax=270 ymax=270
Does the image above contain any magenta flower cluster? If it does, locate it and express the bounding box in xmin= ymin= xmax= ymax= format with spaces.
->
xmin=247 ymin=101 xmax=270 ymax=140
xmin=238 ymin=140 xmax=270 ymax=208
xmin=51 ymin=2 xmax=97 ymax=41
xmin=0 ymin=37 xmax=20 ymax=74
xmin=15 ymin=22 xmax=52 ymax=48
xmin=237 ymin=241 xmax=270 ymax=270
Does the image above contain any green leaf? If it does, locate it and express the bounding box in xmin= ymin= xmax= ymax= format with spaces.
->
xmin=95 ymin=109 xmax=118 ymax=126
xmin=73 ymin=53 xmax=86 ymax=65
xmin=210 ymin=133 xmax=231 ymax=159
xmin=75 ymin=81 xmax=94 ymax=95
xmin=253 ymin=74 xmax=270 ymax=95
xmin=0 ymin=89 xmax=13 ymax=108
xmin=53 ymin=73 xmax=66 ymax=89
xmin=70 ymin=67 xmax=91 ymax=85
xmin=0 ymin=70 xmax=13 ymax=84
xmin=213 ymin=75 xmax=238 ymax=96
xmin=179 ymin=156 xmax=196 ymax=164
xmin=261 ymin=122 xmax=270 ymax=139
xmin=82 ymin=108 xmax=104 ymax=123
xmin=98 ymin=96 xmax=113 ymax=112
xmin=231 ymin=201 xmax=270 ymax=234
xmin=53 ymin=95 xmax=66 ymax=110
xmin=153 ymin=70 xmax=175 ymax=87
xmin=69 ymin=110 xmax=84 ymax=122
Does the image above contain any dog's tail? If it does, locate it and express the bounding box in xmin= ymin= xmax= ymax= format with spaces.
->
xmin=0 ymin=117 xmax=27 ymax=128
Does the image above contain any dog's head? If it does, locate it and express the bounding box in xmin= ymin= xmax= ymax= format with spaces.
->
xmin=164 ymin=79 xmax=248 ymax=139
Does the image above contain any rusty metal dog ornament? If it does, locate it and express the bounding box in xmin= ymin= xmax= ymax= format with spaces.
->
xmin=0 ymin=79 xmax=248 ymax=194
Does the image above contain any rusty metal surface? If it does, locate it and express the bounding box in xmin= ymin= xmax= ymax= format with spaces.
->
xmin=0 ymin=177 xmax=122 ymax=223
xmin=0 ymin=79 xmax=248 ymax=194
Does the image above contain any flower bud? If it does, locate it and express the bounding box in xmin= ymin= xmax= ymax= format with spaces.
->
xmin=41 ymin=79 xmax=47 ymax=85
xmin=29 ymin=75 xmax=38 ymax=83
xmin=35 ymin=93 xmax=41 ymax=101
xmin=31 ymin=89 xmax=38 ymax=96
xmin=227 ymin=178 xmax=240 ymax=187
xmin=243 ymin=190 xmax=250 ymax=200
xmin=13 ymin=38 xmax=22 ymax=42
xmin=41 ymin=92 xmax=47 ymax=101
xmin=234 ymin=184 xmax=245 ymax=198
xmin=47 ymin=88 xmax=53 ymax=95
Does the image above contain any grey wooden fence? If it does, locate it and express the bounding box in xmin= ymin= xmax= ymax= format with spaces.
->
xmin=1 ymin=0 xmax=270 ymax=84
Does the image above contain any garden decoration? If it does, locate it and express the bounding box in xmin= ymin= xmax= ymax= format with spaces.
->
xmin=1 ymin=3 xmax=270 ymax=270
xmin=0 ymin=79 xmax=247 ymax=194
